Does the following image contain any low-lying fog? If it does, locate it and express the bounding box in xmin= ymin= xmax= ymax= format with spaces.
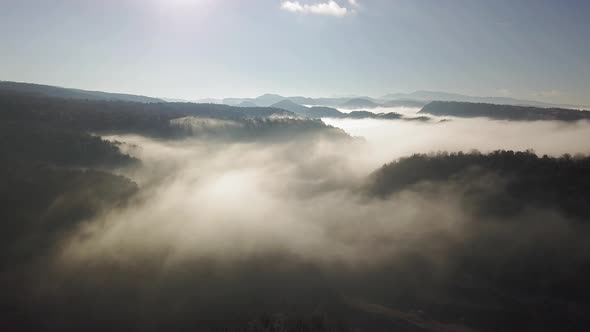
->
xmin=57 ymin=116 xmax=590 ymax=267
xmin=323 ymin=116 xmax=590 ymax=166
xmin=32 ymin=114 xmax=590 ymax=329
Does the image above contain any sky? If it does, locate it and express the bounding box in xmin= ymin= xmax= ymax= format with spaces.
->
xmin=0 ymin=0 xmax=589 ymax=105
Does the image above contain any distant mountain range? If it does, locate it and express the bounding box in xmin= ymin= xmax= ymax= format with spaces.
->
xmin=339 ymin=98 xmax=380 ymax=110
xmin=217 ymin=91 xmax=586 ymax=110
xmin=382 ymin=90 xmax=584 ymax=109
xmin=3 ymin=81 xmax=587 ymax=112
xmin=270 ymin=98 xmax=590 ymax=122
xmin=270 ymin=99 xmax=432 ymax=121
xmin=381 ymin=99 xmax=430 ymax=108
xmin=0 ymin=81 xmax=163 ymax=103
xmin=271 ymin=100 xmax=345 ymax=118
xmin=219 ymin=94 xmax=382 ymax=109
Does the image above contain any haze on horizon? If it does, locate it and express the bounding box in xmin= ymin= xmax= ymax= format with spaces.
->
xmin=1 ymin=0 xmax=589 ymax=105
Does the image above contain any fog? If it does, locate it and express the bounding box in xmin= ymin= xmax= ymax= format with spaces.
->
xmin=60 ymin=134 xmax=463 ymax=267
xmin=56 ymin=116 xmax=590 ymax=270
xmin=323 ymin=117 xmax=590 ymax=166
xmin=30 ymin=117 xmax=590 ymax=330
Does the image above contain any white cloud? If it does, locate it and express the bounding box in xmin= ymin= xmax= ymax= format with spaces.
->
xmin=348 ymin=0 xmax=360 ymax=7
xmin=281 ymin=1 xmax=352 ymax=17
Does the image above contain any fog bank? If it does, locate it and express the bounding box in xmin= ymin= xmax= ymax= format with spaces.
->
xmin=323 ymin=118 xmax=590 ymax=167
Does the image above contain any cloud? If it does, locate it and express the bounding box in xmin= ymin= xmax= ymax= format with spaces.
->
xmin=281 ymin=1 xmax=352 ymax=17
xmin=348 ymin=0 xmax=360 ymax=7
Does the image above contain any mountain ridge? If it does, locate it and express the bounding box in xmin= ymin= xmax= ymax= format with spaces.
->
xmin=383 ymin=90 xmax=585 ymax=109
xmin=419 ymin=101 xmax=590 ymax=122
xmin=0 ymin=81 xmax=164 ymax=103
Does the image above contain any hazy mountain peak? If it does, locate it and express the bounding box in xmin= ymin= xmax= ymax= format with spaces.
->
xmin=340 ymin=97 xmax=379 ymax=109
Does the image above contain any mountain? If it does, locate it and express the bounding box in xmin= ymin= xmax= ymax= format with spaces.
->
xmin=0 ymin=91 xmax=308 ymax=139
xmin=255 ymin=94 xmax=287 ymax=107
xmin=269 ymin=100 xmax=417 ymax=121
xmin=292 ymin=96 xmax=356 ymax=107
xmin=382 ymin=90 xmax=581 ymax=109
xmin=346 ymin=110 xmax=378 ymax=119
xmin=193 ymin=98 xmax=223 ymax=104
xmin=379 ymin=112 xmax=403 ymax=119
xmin=222 ymin=94 xmax=287 ymax=107
xmin=381 ymin=99 xmax=428 ymax=108
xmin=271 ymin=100 xmax=345 ymax=118
xmin=339 ymin=98 xmax=380 ymax=109
xmin=236 ymin=101 xmax=258 ymax=107
xmin=223 ymin=95 xmax=375 ymax=108
xmin=0 ymin=81 xmax=163 ymax=103
xmin=288 ymin=96 xmax=317 ymax=105
xmin=205 ymin=91 xmax=588 ymax=111
xmin=222 ymin=97 xmax=251 ymax=106
xmin=419 ymin=101 xmax=590 ymax=122
xmin=307 ymin=106 xmax=344 ymax=118
xmin=271 ymin=100 xmax=310 ymax=115
xmin=162 ymin=97 xmax=192 ymax=103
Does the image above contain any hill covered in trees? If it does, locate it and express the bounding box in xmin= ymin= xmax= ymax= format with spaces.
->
xmin=362 ymin=150 xmax=590 ymax=331
xmin=419 ymin=101 xmax=590 ymax=121
xmin=382 ymin=90 xmax=584 ymax=109
xmin=0 ymin=81 xmax=164 ymax=103
xmin=339 ymin=98 xmax=380 ymax=110
xmin=368 ymin=150 xmax=590 ymax=218
xmin=0 ymin=92 xmax=352 ymax=138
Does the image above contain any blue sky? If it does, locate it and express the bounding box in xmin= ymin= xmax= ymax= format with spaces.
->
xmin=1 ymin=0 xmax=589 ymax=105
